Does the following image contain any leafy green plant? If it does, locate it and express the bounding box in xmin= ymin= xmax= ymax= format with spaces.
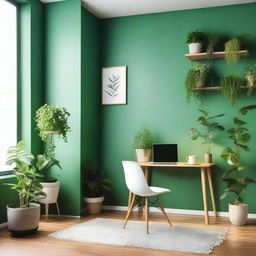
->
xmin=206 ymin=33 xmax=220 ymax=57
xmin=5 ymin=141 xmax=47 ymax=208
xmin=220 ymin=117 xmax=255 ymax=204
xmin=239 ymin=104 xmax=256 ymax=115
xmin=245 ymin=65 xmax=256 ymax=96
xmin=220 ymin=75 xmax=243 ymax=105
xmin=186 ymin=30 xmax=205 ymax=44
xmin=82 ymin=161 xmax=111 ymax=198
xmin=188 ymin=109 xmax=225 ymax=153
xmin=133 ymin=127 xmax=153 ymax=149
xmin=185 ymin=64 xmax=210 ymax=103
xmin=35 ymin=104 xmax=70 ymax=158
xmin=225 ymin=38 xmax=241 ymax=63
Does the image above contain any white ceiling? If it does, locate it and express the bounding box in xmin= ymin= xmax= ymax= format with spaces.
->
xmin=81 ymin=0 xmax=256 ymax=19
xmin=40 ymin=0 xmax=64 ymax=3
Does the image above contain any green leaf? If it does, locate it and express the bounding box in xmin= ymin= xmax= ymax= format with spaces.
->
xmin=197 ymin=116 xmax=208 ymax=126
xmin=239 ymin=133 xmax=251 ymax=144
xmin=237 ymin=144 xmax=250 ymax=152
xmin=233 ymin=117 xmax=246 ymax=126
xmin=198 ymin=109 xmax=208 ymax=116
xmin=223 ymin=166 xmax=238 ymax=178
xmin=188 ymin=128 xmax=200 ymax=140
xmin=207 ymin=113 xmax=225 ymax=120
xmin=239 ymin=105 xmax=256 ymax=115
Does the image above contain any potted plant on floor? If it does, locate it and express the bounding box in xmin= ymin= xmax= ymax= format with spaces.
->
xmin=245 ymin=65 xmax=256 ymax=96
xmin=35 ymin=104 xmax=70 ymax=205
xmin=185 ymin=64 xmax=210 ymax=103
xmin=188 ymin=109 xmax=225 ymax=163
xmin=82 ymin=161 xmax=111 ymax=214
xmin=186 ymin=30 xmax=205 ymax=54
xmin=133 ymin=126 xmax=153 ymax=162
xmin=5 ymin=141 xmax=48 ymax=235
xmin=220 ymin=116 xmax=255 ymax=225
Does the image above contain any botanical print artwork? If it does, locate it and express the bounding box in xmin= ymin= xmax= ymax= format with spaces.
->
xmin=102 ymin=66 xmax=127 ymax=105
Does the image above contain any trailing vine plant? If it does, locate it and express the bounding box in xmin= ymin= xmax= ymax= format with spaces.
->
xmin=224 ymin=38 xmax=241 ymax=64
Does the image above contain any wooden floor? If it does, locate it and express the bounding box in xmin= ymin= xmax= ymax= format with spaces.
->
xmin=0 ymin=210 xmax=256 ymax=256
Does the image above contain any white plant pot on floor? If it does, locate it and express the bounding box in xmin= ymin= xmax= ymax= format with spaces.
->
xmin=188 ymin=42 xmax=202 ymax=54
xmin=135 ymin=149 xmax=151 ymax=162
xmin=84 ymin=196 xmax=104 ymax=214
xmin=39 ymin=181 xmax=60 ymax=204
xmin=229 ymin=203 xmax=248 ymax=225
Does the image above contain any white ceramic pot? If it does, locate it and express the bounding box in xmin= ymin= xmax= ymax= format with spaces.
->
xmin=135 ymin=149 xmax=151 ymax=162
xmin=84 ymin=196 xmax=104 ymax=214
xmin=188 ymin=42 xmax=202 ymax=54
xmin=39 ymin=181 xmax=60 ymax=204
xmin=229 ymin=203 xmax=248 ymax=225
xmin=7 ymin=203 xmax=41 ymax=235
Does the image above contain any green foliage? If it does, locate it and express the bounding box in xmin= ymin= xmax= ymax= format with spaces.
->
xmin=220 ymin=75 xmax=243 ymax=105
xmin=185 ymin=64 xmax=209 ymax=103
xmin=239 ymin=105 xmax=256 ymax=115
xmin=133 ymin=127 xmax=153 ymax=149
xmin=35 ymin=104 xmax=71 ymax=158
xmin=5 ymin=141 xmax=47 ymax=208
xmin=224 ymin=38 xmax=241 ymax=63
xmin=83 ymin=161 xmax=111 ymax=197
xmin=245 ymin=65 xmax=256 ymax=95
xmin=186 ymin=30 xmax=205 ymax=44
xmin=220 ymin=116 xmax=255 ymax=204
xmin=188 ymin=109 xmax=225 ymax=153
xmin=206 ymin=33 xmax=220 ymax=57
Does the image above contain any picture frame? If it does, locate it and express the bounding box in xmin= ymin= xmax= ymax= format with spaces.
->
xmin=101 ymin=66 xmax=127 ymax=105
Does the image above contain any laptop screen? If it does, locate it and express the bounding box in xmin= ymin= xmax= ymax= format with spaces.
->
xmin=153 ymin=144 xmax=178 ymax=162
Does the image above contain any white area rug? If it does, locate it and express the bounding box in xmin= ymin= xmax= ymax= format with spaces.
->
xmin=49 ymin=218 xmax=227 ymax=254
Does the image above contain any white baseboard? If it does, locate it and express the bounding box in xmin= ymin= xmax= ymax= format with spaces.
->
xmin=0 ymin=222 xmax=7 ymax=228
xmin=102 ymin=205 xmax=256 ymax=219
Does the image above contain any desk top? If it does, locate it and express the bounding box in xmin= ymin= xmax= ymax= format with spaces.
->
xmin=138 ymin=162 xmax=215 ymax=168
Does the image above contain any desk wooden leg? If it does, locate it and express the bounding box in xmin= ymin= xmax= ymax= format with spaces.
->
xmin=144 ymin=166 xmax=151 ymax=183
xmin=207 ymin=167 xmax=217 ymax=217
xmin=200 ymin=167 xmax=209 ymax=225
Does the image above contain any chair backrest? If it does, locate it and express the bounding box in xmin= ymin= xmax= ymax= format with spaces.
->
xmin=122 ymin=161 xmax=153 ymax=196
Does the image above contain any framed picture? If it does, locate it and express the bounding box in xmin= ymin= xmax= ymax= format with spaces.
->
xmin=101 ymin=66 xmax=127 ymax=105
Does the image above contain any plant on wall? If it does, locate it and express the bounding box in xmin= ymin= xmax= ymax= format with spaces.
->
xmin=220 ymin=117 xmax=255 ymax=204
xmin=188 ymin=109 xmax=225 ymax=162
xmin=185 ymin=64 xmax=209 ymax=103
xmin=220 ymin=75 xmax=243 ymax=105
xmin=245 ymin=65 xmax=256 ymax=96
xmin=186 ymin=30 xmax=205 ymax=44
xmin=224 ymin=38 xmax=241 ymax=63
xmin=206 ymin=33 xmax=220 ymax=57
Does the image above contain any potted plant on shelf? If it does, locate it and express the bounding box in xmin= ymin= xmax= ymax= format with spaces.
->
xmin=186 ymin=30 xmax=205 ymax=54
xmin=220 ymin=75 xmax=243 ymax=105
xmin=133 ymin=126 xmax=153 ymax=162
xmin=245 ymin=65 xmax=256 ymax=96
xmin=224 ymin=38 xmax=241 ymax=63
xmin=185 ymin=64 xmax=210 ymax=103
xmin=206 ymin=33 xmax=220 ymax=58
xmin=82 ymin=161 xmax=111 ymax=214
xmin=35 ymin=104 xmax=70 ymax=205
xmin=188 ymin=109 xmax=225 ymax=163
xmin=220 ymin=116 xmax=255 ymax=225
xmin=5 ymin=141 xmax=48 ymax=236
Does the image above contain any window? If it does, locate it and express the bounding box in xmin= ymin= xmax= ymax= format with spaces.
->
xmin=0 ymin=0 xmax=17 ymax=172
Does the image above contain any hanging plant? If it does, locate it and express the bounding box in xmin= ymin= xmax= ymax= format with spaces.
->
xmin=220 ymin=75 xmax=242 ymax=105
xmin=224 ymin=38 xmax=241 ymax=64
xmin=185 ymin=64 xmax=209 ymax=103
xmin=245 ymin=65 xmax=256 ymax=96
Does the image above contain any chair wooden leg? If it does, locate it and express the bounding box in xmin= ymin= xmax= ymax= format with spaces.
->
xmin=45 ymin=203 xmax=49 ymax=221
xmin=56 ymin=202 xmax=60 ymax=217
xmin=123 ymin=194 xmax=136 ymax=229
xmin=157 ymin=198 xmax=172 ymax=226
xmin=145 ymin=197 xmax=149 ymax=234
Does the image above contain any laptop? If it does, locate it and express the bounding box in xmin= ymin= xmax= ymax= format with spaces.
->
xmin=152 ymin=144 xmax=178 ymax=164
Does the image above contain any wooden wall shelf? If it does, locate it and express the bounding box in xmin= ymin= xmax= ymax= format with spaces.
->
xmin=185 ymin=50 xmax=249 ymax=60
xmin=193 ymin=86 xmax=254 ymax=91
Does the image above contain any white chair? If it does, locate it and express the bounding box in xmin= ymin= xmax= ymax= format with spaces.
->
xmin=122 ymin=161 xmax=172 ymax=233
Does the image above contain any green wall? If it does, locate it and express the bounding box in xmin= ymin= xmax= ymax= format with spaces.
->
xmin=100 ymin=3 xmax=256 ymax=213
xmin=44 ymin=0 xmax=81 ymax=216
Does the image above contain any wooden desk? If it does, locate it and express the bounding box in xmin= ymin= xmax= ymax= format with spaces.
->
xmin=132 ymin=162 xmax=216 ymax=225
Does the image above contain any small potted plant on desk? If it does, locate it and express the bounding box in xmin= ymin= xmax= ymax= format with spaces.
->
xmin=133 ymin=126 xmax=153 ymax=162
xmin=35 ymin=104 xmax=70 ymax=210
xmin=188 ymin=109 xmax=225 ymax=163
xmin=220 ymin=116 xmax=255 ymax=225
xmin=5 ymin=141 xmax=48 ymax=236
xmin=83 ymin=161 xmax=111 ymax=214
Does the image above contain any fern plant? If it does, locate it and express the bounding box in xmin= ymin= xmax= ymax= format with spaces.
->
xmin=225 ymin=38 xmax=241 ymax=63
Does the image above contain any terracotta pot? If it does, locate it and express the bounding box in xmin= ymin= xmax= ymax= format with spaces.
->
xmin=7 ymin=203 xmax=41 ymax=235
xmin=39 ymin=181 xmax=60 ymax=204
xmin=135 ymin=149 xmax=151 ymax=162
xmin=84 ymin=196 xmax=104 ymax=214
xmin=204 ymin=153 xmax=212 ymax=163
xmin=188 ymin=42 xmax=202 ymax=54
xmin=229 ymin=203 xmax=248 ymax=225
